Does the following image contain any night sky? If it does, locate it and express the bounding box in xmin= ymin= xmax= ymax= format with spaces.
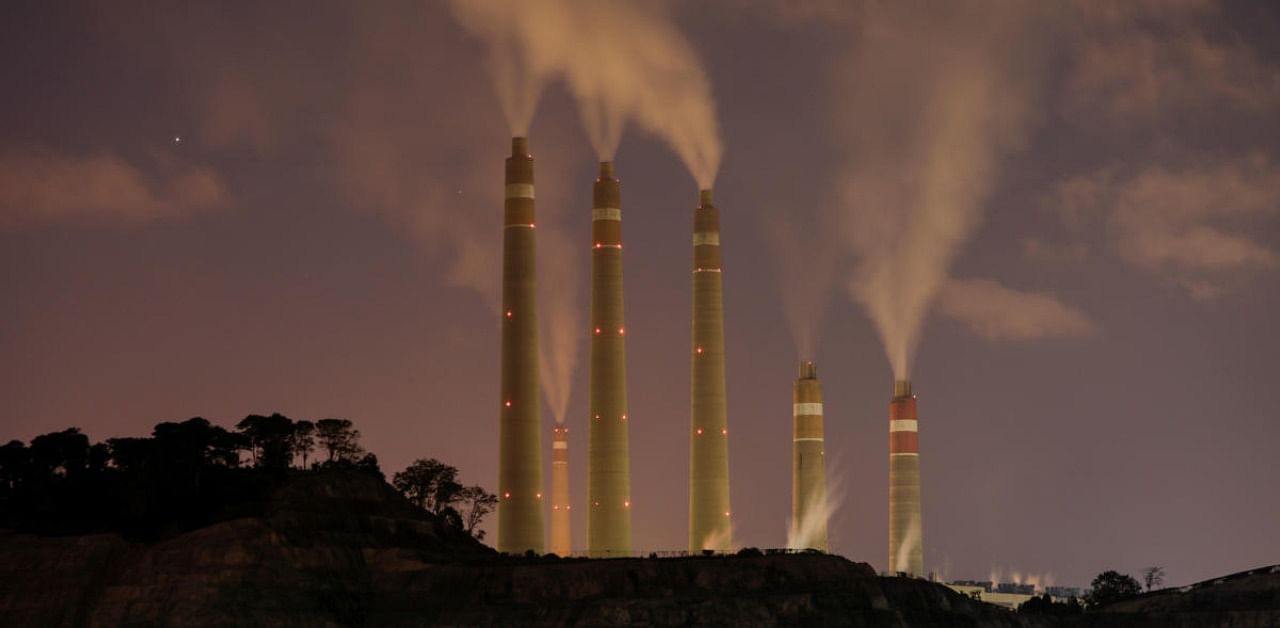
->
xmin=3 ymin=1 xmax=1279 ymax=589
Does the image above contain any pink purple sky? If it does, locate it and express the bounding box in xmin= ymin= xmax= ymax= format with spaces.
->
xmin=3 ymin=1 xmax=1279 ymax=588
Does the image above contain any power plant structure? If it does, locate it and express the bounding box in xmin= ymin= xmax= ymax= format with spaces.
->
xmin=792 ymin=361 xmax=828 ymax=552
xmin=497 ymin=136 xmax=545 ymax=555
xmin=550 ymin=422 xmax=571 ymax=556
xmin=888 ymin=379 xmax=923 ymax=575
xmin=488 ymin=138 xmax=928 ymax=565
xmin=587 ymin=161 xmax=632 ymax=557
xmin=689 ymin=188 xmax=732 ymax=552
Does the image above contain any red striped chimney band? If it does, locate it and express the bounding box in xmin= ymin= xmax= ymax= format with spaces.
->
xmin=889 ymin=396 xmax=918 ymax=455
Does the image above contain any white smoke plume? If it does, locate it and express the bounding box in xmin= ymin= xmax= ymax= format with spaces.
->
xmin=450 ymin=0 xmax=722 ymax=185
xmin=834 ymin=3 xmax=1045 ymax=379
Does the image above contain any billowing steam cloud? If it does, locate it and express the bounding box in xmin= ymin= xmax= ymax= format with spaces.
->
xmin=834 ymin=4 xmax=1043 ymax=378
xmin=451 ymin=0 xmax=722 ymax=185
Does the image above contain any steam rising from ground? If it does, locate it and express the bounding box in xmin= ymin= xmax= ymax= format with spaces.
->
xmin=451 ymin=0 xmax=722 ymax=184
xmin=894 ymin=520 xmax=922 ymax=574
xmin=989 ymin=566 xmax=1057 ymax=593
xmin=834 ymin=4 xmax=1042 ymax=378
xmin=785 ymin=465 xmax=841 ymax=551
xmin=700 ymin=526 xmax=736 ymax=553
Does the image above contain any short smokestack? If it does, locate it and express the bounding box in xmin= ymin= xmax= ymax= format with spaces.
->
xmin=894 ymin=379 xmax=912 ymax=398
xmin=888 ymin=378 xmax=923 ymax=576
xmin=690 ymin=187 xmax=732 ymax=552
xmin=511 ymin=136 xmax=529 ymax=157
xmin=800 ymin=360 xmax=818 ymax=379
xmin=587 ymin=159 xmax=632 ymax=558
xmin=497 ymin=136 xmax=545 ymax=555
xmin=550 ymin=424 xmax=571 ymax=556
xmin=791 ymin=360 xmax=827 ymax=552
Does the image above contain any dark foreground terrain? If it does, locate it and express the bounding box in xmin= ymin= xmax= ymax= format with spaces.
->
xmin=0 ymin=471 xmax=1275 ymax=627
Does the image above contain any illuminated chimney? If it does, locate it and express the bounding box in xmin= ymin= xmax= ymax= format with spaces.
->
xmin=888 ymin=379 xmax=923 ymax=575
xmin=792 ymin=360 xmax=827 ymax=551
xmin=550 ymin=423 xmax=571 ymax=556
xmin=587 ymin=161 xmax=632 ymax=557
xmin=689 ymin=188 xmax=731 ymax=552
xmin=497 ymin=136 xmax=544 ymax=554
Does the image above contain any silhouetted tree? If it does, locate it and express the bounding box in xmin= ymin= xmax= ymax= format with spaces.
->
xmin=106 ymin=437 xmax=155 ymax=473
xmin=291 ymin=420 xmax=316 ymax=469
xmin=315 ymin=419 xmax=362 ymax=462
xmin=237 ymin=414 xmax=295 ymax=470
xmin=393 ymin=458 xmax=463 ymax=513
xmin=29 ymin=428 xmax=90 ymax=479
xmin=0 ymin=441 xmax=28 ymax=491
xmin=354 ymin=452 xmax=383 ymax=479
xmin=1140 ymin=566 xmax=1165 ymax=591
xmin=1086 ymin=570 xmax=1142 ymax=608
xmin=88 ymin=442 xmax=110 ymax=473
xmin=458 ymin=485 xmax=497 ymax=538
xmin=151 ymin=417 xmax=245 ymax=490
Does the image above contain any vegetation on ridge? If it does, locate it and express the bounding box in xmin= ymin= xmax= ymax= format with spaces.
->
xmin=0 ymin=415 xmax=495 ymax=542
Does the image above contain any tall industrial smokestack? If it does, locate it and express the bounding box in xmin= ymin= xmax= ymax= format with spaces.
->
xmin=550 ymin=423 xmax=571 ymax=556
xmin=889 ymin=379 xmax=923 ymax=575
xmin=792 ymin=361 xmax=828 ymax=552
xmin=587 ymin=161 xmax=632 ymax=557
xmin=497 ymin=136 xmax=544 ymax=555
xmin=689 ymin=188 xmax=731 ymax=552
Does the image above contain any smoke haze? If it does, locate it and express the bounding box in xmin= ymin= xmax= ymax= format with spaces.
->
xmin=450 ymin=0 xmax=722 ymax=185
xmin=537 ymin=221 xmax=582 ymax=425
xmin=764 ymin=213 xmax=837 ymax=360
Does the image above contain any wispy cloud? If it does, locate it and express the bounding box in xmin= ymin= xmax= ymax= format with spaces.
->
xmin=1065 ymin=0 xmax=1280 ymax=121
xmin=0 ymin=149 xmax=226 ymax=227
xmin=939 ymin=278 xmax=1096 ymax=341
xmin=1051 ymin=154 xmax=1280 ymax=298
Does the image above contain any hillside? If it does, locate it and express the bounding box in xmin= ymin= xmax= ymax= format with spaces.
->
xmin=1069 ymin=565 xmax=1280 ymax=628
xmin=2 ymin=469 xmax=1273 ymax=627
xmin=0 ymin=470 xmax=1040 ymax=627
